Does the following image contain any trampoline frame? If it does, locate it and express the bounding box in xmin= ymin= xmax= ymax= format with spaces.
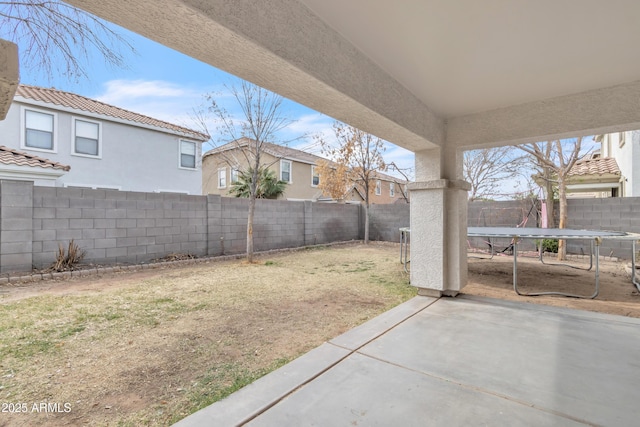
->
xmin=468 ymin=227 xmax=640 ymax=299
xmin=400 ymin=227 xmax=640 ymax=299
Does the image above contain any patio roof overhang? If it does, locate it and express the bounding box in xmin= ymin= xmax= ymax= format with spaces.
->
xmin=65 ymin=0 xmax=640 ymax=152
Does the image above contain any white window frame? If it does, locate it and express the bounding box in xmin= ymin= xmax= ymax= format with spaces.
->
xmin=311 ymin=165 xmax=320 ymax=187
xmin=390 ymin=182 xmax=395 ymax=197
xmin=20 ymin=106 xmax=58 ymax=153
xmin=179 ymin=139 xmax=197 ymax=170
xmin=71 ymin=117 xmax=102 ymax=158
xmin=375 ymin=180 xmax=381 ymax=195
xmin=218 ymin=167 xmax=227 ymax=189
xmin=231 ymin=168 xmax=240 ymax=183
xmin=280 ymin=159 xmax=292 ymax=183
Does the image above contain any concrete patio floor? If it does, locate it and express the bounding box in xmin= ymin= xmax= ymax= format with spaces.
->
xmin=174 ymin=295 xmax=640 ymax=426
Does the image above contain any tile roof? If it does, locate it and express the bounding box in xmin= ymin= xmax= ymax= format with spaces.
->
xmin=568 ymin=157 xmax=621 ymax=177
xmin=15 ymin=85 xmax=209 ymax=142
xmin=204 ymin=137 xmax=326 ymax=164
xmin=0 ymin=146 xmax=70 ymax=171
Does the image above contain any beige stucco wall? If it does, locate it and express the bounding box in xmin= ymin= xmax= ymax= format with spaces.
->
xmin=0 ymin=39 xmax=19 ymax=121
xmin=202 ymin=149 xmax=406 ymax=203
xmin=202 ymin=149 xmax=323 ymax=200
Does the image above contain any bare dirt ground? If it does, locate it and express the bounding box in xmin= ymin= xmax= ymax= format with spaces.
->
xmin=1 ymin=244 xmax=638 ymax=426
xmin=465 ymin=252 xmax=640 ymax=317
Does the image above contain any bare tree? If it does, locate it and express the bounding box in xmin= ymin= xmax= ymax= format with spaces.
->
xmin=521 ymin=142 xmax=556 ymax=228
xmin=463 ymin=146 xmax=524 ymax=201
xmin=316 ymin=122 xmax=386 ymax=244
xmin=204 ymin=81 xmax=297 ymax=262
xmin=0 ymin=0 xmax=134 ymax=81
xmin=386 ymin=161 xmax=412 ymax=203
xmin=519 ymin=138 xmax=585 ymax=260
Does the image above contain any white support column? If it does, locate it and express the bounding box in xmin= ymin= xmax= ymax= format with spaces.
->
xmin=409 ymin=146 xmax=470 ymax=297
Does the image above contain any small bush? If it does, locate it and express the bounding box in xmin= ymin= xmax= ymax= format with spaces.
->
xmin=540 ymin=239 xmax=558 ymax=253
xmin=50 ymin=240 xmax=86 ymax=272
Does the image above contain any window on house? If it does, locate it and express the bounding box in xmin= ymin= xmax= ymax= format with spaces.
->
xmin=375 ymin=180 xmax=381 ymax=195
xmin=73 ymin=119 xmax=100 ymax=156
xmin=311 ymin=166 xmax=320 ymax=187
xmin=280 ymin=160 xmax=292 ymax=183
xmin=231 ymin=168 xmax=240 ymax=183
xmin=390 ymin=182 xmax=395 ymax=197
xmin=218 ymin=168 xmax=227 ymax=188
xmin=180 ymin=140 xmax=196 ymax=169
xmin=24 ymin=109 xmax=55 ymax=150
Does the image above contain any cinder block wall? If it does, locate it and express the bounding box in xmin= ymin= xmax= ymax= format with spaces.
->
xmin=32 ymin=186 xmax=208 ymax=268
xmin=467 ymin=199 xmax=540 ymax=252
xmin=3 ymin=179 xmax=638 ymax=274
xmin=1 ymin=181 xmax=34 ymax=272
xmin=0 ymin=180 xmax=363 ymax=273
xmin=367 ymin=203 xmax=410 ymax=242
xmin=566 ymin=197 xmax=640 ymax=259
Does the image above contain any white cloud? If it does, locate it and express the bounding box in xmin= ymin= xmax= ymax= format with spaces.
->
xmin=91 ymin=79 xmax=415 ymax=173
xmin=92 ymin=79 xmax=220 ymax=139
xmin=96 ymin=79 xmax=198 ymax=104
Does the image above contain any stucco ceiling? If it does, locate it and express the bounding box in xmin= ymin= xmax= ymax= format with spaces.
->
xmin=299 ymin=0 xmax=640 ymax=118
xmin=65 ymin=0 xmax=640 ymax=151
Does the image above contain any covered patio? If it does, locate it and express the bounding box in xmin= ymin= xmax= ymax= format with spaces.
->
xmin=175 ymin=295 xmax=640 ymax=426
xmin=3 ymin=0 xmax=640 ymax=425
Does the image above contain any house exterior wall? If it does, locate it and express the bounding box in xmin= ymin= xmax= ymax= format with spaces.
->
xmin=0 ymin=102 xmax=203 ymax=194
xmin=629 ymin=131 xmax=640 ymax=197
xmin=602 ymin=131 xmax=638 ymax=197
xmin=0 ymin=40 xmax=18 ymax=121
xmin=202 ymin=149 xmax=324 ymax=200
xmin=203 ymin=147 xmax=407 ymax=203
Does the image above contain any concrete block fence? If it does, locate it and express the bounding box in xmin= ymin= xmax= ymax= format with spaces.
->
xmin=0 ymin=180 xmax=362 ymax=274
xmin=467 ymin=198 xmax=640 ymax=260
xmin=0 ymin=179 xmax=638 ymax=274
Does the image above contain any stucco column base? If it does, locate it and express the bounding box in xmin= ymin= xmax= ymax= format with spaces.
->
xmin=417 ymin=288 xmax=459 ymax=298
xmin=408 ymin=179 xmax=470 ymax=296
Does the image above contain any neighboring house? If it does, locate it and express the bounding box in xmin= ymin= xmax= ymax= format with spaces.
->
xmin=0 ymin=145 xmax=70 ymax=186
xmin=566 ymin=131 xmax=639 ymax=197
xmin=0 ymin=84 xmax=209 ymax=194
xmin=202 ymin=137 xmax=408 ymax=203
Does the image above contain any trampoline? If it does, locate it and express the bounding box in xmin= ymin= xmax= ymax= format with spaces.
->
xmin=401 ymin=227 xmax=640 ymax=299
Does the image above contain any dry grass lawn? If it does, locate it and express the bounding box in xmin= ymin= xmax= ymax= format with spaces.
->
xmin=2 ymin=243 xmax=638 ymax=426
xmin=0 ymin=243 xmax=414 ymax=426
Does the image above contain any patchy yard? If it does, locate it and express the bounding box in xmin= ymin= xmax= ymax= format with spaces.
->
xmin=1 ymin=243 xmax=639 ymax=426
xmin=0 ymin=243 xmax=413 ymax=426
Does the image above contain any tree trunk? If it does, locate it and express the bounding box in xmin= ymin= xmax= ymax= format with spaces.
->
xmin=545 ymin=169 xmax=555 ymax=228
xmin=247 ymin=194 xmax=255 ymax=262
xmin=364 ymin=203 xmax=370 ymax=244
xmin=557 ymin=178 xmax=568 ymax=261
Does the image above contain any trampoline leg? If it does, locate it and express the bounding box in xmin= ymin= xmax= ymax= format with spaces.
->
xmin=513 ymin=237 xmax=521 ymax=295
xmin=633 ymin=240 xmax=639 ymax=291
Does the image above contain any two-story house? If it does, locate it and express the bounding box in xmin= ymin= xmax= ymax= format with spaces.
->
xmin=202 ymin=137 xmax=408 ymax=203
xmin=0 ymin=85 xmax=209 ymax=194
xmin=566 ymin=131 xmax=639 ymax=198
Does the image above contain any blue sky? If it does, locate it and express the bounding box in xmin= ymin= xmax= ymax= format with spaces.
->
xmin=15 ymin=22 xmax=416 ymax=178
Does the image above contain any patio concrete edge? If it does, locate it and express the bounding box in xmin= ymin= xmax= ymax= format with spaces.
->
xmin=329 ymin=296 xmax=439 ymax=350
xmin=172 ymin=343 xmax=350 ymax=427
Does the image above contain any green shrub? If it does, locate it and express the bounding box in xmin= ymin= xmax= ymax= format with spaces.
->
xmin=540 ymin=238 xmax=558 ymax=253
